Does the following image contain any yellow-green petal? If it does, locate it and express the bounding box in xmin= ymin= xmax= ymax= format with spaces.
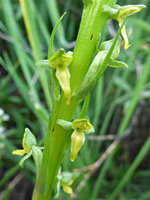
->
xmin=119 ymin=22 xmax=131 ymax=50
xmin=56 ymin=66 xmax=71 ymax=105
xmin=12 ymin=149 xmax=27 ymax=156
xmin=61 ymin=184 xmax=73 ymax=197
xmin=70 ymin=129 xmax=85 ymax=162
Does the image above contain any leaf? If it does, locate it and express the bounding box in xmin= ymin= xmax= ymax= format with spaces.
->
xmin=48 ymin=12 xmax=66 ymax=59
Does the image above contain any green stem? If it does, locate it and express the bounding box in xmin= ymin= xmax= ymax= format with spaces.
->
xmin=36 ymin=0 xmax=117 ymax=199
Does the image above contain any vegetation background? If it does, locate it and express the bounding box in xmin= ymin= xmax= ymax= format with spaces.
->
xmin=0 ymin=0 xmax=150 ymax=199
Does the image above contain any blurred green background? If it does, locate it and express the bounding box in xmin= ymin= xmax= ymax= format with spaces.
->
xmin=0 ymin=0 xmax=150 ymax=199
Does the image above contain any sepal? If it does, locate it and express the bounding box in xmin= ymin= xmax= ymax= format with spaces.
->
xmin=72 ymin=118 xmax=92 ymax=131
xmin=23 ymin=128 xmax=37 ymax=151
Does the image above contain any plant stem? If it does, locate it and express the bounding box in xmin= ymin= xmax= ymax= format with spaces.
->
xmin=36 ymin=0 xmax=117 ymax=199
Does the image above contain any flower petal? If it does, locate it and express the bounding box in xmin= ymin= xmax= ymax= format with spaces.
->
xmin=120 ymin=23 xmax=131 ymax=49
xmin=12 ymin=149 xmax=26 ymax=156
xmin=70 ymin=129 xmax=85 ymax=162
xmin=61 ymin=184 xmax=73 ymax=197
xmin=56 ymin=66 xmax=71 ymax=105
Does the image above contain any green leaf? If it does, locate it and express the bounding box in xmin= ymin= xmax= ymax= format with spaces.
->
xmin=48 ymin=12 xmax=66 ymax=59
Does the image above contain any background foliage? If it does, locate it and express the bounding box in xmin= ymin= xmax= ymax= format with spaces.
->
xmin=0 ymin=0 xmax=150 ymax=199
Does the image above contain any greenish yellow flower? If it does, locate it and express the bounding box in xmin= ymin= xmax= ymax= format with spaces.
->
xmin=12 ymin=128 xmax=37 ymax=156
xmin=48 ymin=49 xmax=73 ymax=105
xmin=113 ymin=4 xmax=146 ymax=49
xmin=12 ymin=128 xmax=41 ymax=168
xmin=70 ymin=118 xmax=92 ymax=162
xmin=60 ymin=172 xmax=79 ymax=197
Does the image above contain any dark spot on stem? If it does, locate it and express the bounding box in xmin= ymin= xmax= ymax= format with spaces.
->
xmin=90 ymin=34 xmax=93 ymax=40
xmin=52 ymin=127 xmax=54 ymax=132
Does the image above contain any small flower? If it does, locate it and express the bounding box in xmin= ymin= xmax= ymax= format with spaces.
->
xmin=103 ymin=4 xmax=146 ymax=49
xmin=113 ymin=4 xmax=146 ymax=49
xmin=12 ymin=128 xmax=42 ymax=168
xmin=48 ymin=49 xmax=73 ymax=104
xmin=60 ymin=172 xmax=79 ymax=197
xmin=70 ymin=118 xmax=93 ymax=162
xmin=12 ymin=128 xmax=37 ymax=156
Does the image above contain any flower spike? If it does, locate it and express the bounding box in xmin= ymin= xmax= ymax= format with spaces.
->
xmin=48 ymin=49 xmax=73 ymax=104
